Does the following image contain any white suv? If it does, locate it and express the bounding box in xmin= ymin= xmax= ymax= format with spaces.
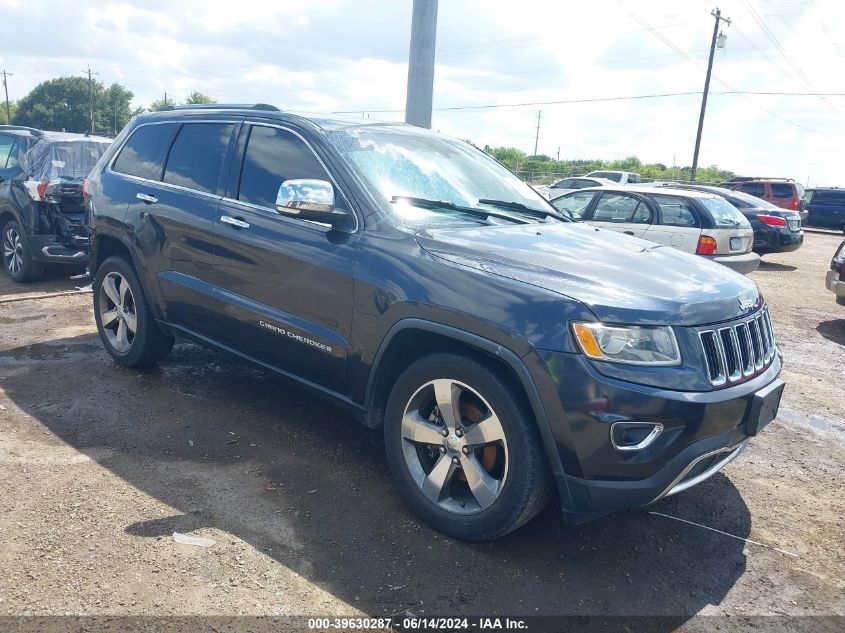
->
xmin=585 ymin=170 xmax=642 ymax=185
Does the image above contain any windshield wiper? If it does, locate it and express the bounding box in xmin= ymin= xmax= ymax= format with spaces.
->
xmin=391 ymin=196 xmax=529 ymax=224
xmin=477 ymin=198 xmax=568 ymax=221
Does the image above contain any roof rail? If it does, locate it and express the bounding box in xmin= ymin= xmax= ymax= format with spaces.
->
xmin=0 ymin=125 xmax=44 ymax=136
xmin=156 ymin=103 xmax=280 ymax=112
xmin=724 ymin=176 xmax=795 ymax=182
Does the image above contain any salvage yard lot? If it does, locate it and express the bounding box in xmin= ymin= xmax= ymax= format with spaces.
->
xmin=0 ymin=232 xmax=843 ymax=622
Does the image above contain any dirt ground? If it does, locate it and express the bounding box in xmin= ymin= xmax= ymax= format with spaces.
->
xmin=0 ymin=231 xmax=843 ymax=629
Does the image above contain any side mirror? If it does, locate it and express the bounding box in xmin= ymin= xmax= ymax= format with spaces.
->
xmin=275 ymin=179 xmax=350 ymax=228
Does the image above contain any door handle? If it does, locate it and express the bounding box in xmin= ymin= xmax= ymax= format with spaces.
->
xmin=624 ymin=231 xmax=635 ymax=235
xmin=136 ymin=193 xmax=158 ymax=204
xmin=220 ymin=215 xmax=250 ymax=229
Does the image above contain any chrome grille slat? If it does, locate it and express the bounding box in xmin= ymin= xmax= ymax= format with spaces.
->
xmin=698 ymin=307 xmax=776 ymax=387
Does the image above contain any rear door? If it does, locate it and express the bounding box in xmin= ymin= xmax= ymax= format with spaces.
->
xmin=115 ymin=120 xmax=238 ymax=331
xmin=584 ymin=191 xmax=653 ymax=237
xmin=641 ymin=194 xmax=701 ymax=252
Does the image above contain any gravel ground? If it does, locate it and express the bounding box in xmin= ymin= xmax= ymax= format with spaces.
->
xmin=0 ymin=232 xmax=843 ymax=629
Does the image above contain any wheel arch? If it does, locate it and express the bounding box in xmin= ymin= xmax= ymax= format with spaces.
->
xmin=91 ymin=231 xmax=165 ymax=322
xmin=364 ymin=319 xmax=569 ymax=489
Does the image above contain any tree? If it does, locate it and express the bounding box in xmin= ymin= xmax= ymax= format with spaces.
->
xmin=3 ymin=100 xmax=16 ymax=125
xmin=148 ymin=95 xmax=174 ymax=112
xmin=184 ymin=91 xmax=215 ymax=105
xmin=13 ymin=76 xmax=134 ymax=135
xmin=97 ymin=83 xmax=135 ymax=135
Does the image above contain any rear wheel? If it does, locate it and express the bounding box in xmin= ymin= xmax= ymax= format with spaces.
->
xmin=93 ymin=256 xmax=174 ymax=367
xmin=2 ymin=219 xmax=44 ymax=282
xmin=384 ymin=353 xmax=551 ymax=540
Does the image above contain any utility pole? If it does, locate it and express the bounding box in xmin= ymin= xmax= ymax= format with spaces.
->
xmin=405 ymin=0 xmax=438 ymax=128
xmin=691 ymin=8 xmax=730 ymax=181
xmin=82 ymin=65 xmax=100 ymax=134
xmin=556 ymin=146 xmax=560 ymax=161
xmin=2 ymin=69 xmax=12 ymax=125
xmin=533 ymin=110 xmax=541 ymax=156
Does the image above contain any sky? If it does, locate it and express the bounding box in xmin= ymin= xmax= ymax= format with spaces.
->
xmin=1 ymin=0 xmax=844 ymax=185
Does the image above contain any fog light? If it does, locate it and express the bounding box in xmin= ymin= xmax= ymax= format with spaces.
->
xmin=610 ymin=421 xmax=663 ymax=451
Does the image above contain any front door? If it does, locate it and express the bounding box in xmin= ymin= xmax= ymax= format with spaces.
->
xmin=210 ymin=123 xmax=357 ymax=392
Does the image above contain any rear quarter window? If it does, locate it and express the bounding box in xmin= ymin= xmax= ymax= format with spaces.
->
xmin=740 ymin=182 xmax=766 ymax=198
xmin=771 ymin=183 xmax=795 ymax=199
xmin=699 ymin=197 xmax=750 ymax=228
xmin=112 ymin=123 xmax=178 ymax=181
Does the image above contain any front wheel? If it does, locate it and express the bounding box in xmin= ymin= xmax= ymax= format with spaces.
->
xmin=93 ymin=256 xmax=174 ymax=367
xmin=384 ymin=353 xmax=551 ymax=541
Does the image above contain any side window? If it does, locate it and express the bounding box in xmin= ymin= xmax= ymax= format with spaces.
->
xmin=162 ymin=123 xmax=234 ymax=194
xmin=576 ymin=179 xmax=598 ymax=189
xmin=6 ymin=140 xmax=19 ymax=169
xmin=652 ymin=195 xmax=698 ymax=227
xmin=552 ymin=191 xmax=596 ymax=219
xmin=741 ymin=182 xmax=765 ymax=198
xmin=238 ymin=125 xmax=330 ymax=210
xmin=552 ymin=179 xmax=574 ymax=189
xmin=592 ymin=193 xmax=650 ymax=223
xmin=771 ymin=183 xmax=794 ymax=199
xmin=112 ymin=123 xmax=178 ymax=181
xmin=0 ymin=134 xmax=13 ymax=168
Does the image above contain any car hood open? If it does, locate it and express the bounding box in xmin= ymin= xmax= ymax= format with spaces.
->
xmin=415 ymin=222 xmax=761 ymax=326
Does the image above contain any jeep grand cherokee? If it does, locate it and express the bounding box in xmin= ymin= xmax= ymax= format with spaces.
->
xmin=85 ymin=104 xmax=784 ymax=540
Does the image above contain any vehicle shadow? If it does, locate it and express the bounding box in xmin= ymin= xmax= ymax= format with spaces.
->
xmin=1 ymin=335 xmax=752 ymax=619
xmin=757 ymin=261 xmax=797 ymax=272
xmin=816 ymin=319 xmax=845 ymax=346
xmin=0 ymin=266 xmax=85 ymax=299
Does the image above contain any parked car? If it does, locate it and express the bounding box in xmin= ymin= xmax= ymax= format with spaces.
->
xmin=585 ymin=170 xmax=641 ymax=184
xmin=826 ymin=240 xmax=845 ymax=306
xmin=551 ymin=185 xmax=759 ymax=274
xmin=534 ymin=176 xmax=613 ymax=199
xmin=85 ymin=105 xmax=783 ymax=540
xmin=804 ymin=188 xmax=845 ymax=233
xmin=718 ymin=178 xmax=806 ymax=219
xmin=0 ymin=126 xmax=112 ymax=281
xmin=653 ymin=184 xmax=803 ymax=255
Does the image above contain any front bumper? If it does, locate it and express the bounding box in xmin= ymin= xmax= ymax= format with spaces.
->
xmin=706 ymin=251 xmax=760 ymax=274
xmin=826 ymin=269 xmax=845 ymax=304
xmin=533 ymin=349 xmax=782 ymax=521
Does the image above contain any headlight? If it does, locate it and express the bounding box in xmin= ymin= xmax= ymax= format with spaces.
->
xmin=572 ymin=322 xmax=681 ymax=366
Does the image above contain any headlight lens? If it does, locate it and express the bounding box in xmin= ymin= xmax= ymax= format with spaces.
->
xmin=572 ymin=322 xmax=681 ymax=366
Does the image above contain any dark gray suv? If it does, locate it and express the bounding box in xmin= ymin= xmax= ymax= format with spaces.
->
xmin=84 ymin=105 xmax=784 ymax=540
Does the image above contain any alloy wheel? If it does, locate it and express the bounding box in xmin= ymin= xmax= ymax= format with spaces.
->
xmin=98 ymin=271 xmax=138 ymax=353
xmin=3 ymin=227 xmax=23 ymax=276
xmin=400 ymin=379 xmax=509 ymax=514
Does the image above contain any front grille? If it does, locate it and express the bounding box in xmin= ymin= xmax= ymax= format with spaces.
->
xmin=699 ymin=307 xmax=776 ymax=387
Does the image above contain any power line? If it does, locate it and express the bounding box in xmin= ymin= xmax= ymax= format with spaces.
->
xmin=621 ymin=4 xmax=828 ymax=134
xmin=739 ymin=0 xmax=837 ymax=113
xmin=329 ymin=90 xmax=845 ymax=115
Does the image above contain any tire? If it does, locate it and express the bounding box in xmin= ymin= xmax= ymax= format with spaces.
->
xmin=93 ymin=255 xmax=174 ymax=367
xmin=384 ymin=353 xmax=552 ymax=541
xmin=2 ymin=219 xmax=44 ymax=282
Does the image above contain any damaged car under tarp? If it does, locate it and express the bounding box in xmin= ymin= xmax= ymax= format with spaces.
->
xmin=1 ymin=127 xmax=111 ymax=281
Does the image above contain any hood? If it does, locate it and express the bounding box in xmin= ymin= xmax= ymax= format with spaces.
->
xmin=416 ymin=222 xmax=760 ymax=326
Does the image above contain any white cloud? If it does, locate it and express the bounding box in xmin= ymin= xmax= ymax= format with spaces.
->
xmin=2 ymin=0 xmax=844 ymax=184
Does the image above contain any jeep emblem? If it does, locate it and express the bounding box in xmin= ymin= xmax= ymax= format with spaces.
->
xmin=738 ymin=296 xmax=754 ymax=311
